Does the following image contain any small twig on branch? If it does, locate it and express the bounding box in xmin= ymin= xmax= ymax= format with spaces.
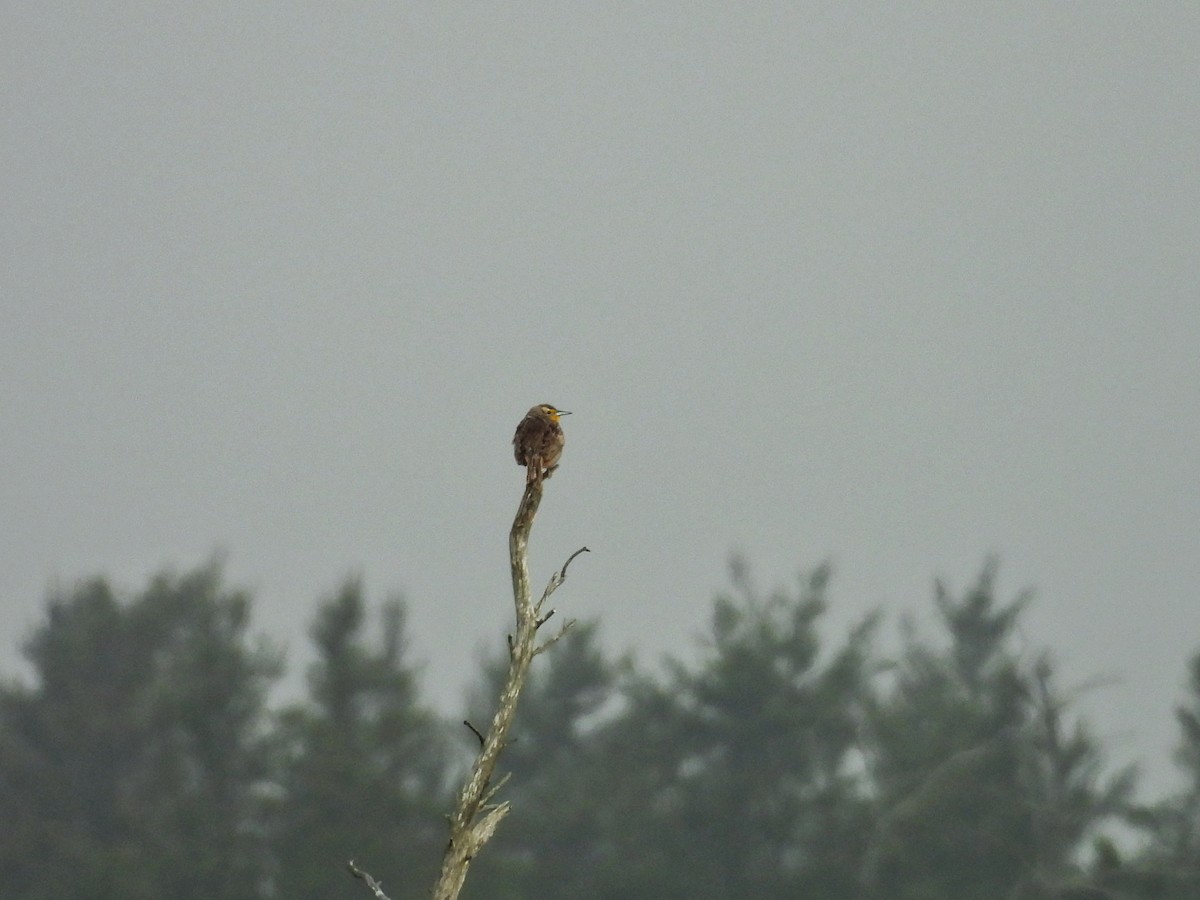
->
xmin=535 ymin=618 xmax=578 ymax=656
xmin=462 ymin=720 xmax=485 ymax=748
xmin=560 ymin=545 xmax=590 ymax=576
xmin=480 ymin=771 xmax=512 ymax=807
xmin=347 ymin=860 xmax=392 ymax=900
xmin=535 ymin=546 xmax=590 ymax=616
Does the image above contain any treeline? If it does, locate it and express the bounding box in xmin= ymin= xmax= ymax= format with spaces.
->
xmin=1 ymin=560 xmax=1197 ymax=899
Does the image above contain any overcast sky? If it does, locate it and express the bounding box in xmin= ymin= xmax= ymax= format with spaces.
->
xmin=4 ymin=4 xmax=1198 ymax=797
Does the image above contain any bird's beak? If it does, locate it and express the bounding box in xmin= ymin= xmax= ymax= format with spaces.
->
xmin=557 ymin=410 xmax=572 ymax=416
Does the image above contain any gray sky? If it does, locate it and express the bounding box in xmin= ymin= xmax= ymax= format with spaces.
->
xmin=4 ymin=4 xmax=1198 ymax=797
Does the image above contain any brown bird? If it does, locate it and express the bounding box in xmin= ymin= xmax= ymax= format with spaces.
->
xmin=513 ymin=404 xmax=570 ymax=484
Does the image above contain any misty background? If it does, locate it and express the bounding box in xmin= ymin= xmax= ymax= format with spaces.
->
xmin=3 ymin=3 xmax=1198 ymax=801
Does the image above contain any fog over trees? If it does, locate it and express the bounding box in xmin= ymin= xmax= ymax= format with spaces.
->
xmin=2 ymin=559 xmax=1197 ymax=899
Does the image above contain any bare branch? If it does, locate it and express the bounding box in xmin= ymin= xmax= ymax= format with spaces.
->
xmin=347 ymin=860 xmax=392 ymax=900
xmin=427 ymin=481 xmax=588 ymax=900
xmin=535 ymin=546 xmax=590 ymax=615
xmin=480 ymin=771 xmax=512 ymax=808
xmin=560 ymin=545 xmax=590 ymax=577
xmin=535 ymin=618 xmax=579 ymax=656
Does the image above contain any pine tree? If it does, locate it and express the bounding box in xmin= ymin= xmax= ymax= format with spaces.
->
xmin=570 ymin=562 xmax=877 ymax=899
xmin=0 ymin=564 xmax=280 ymax=900
xmin=864 ymin=563 xmax=1130 ymax=900
xmin=270 ymin=579 xmax=447 ymax=899
xmin=1112 ymin=651 xmax=1200 ymax=899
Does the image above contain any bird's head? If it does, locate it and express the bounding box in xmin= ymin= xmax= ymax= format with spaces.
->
xmin=537 ymin=404 xmax=571 ymax=422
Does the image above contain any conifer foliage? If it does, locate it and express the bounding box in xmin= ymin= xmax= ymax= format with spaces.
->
xmin=0 ymin=559 xmax=1191 ymax=899
xmin=0 ymin=565 xmax=279 ymax=900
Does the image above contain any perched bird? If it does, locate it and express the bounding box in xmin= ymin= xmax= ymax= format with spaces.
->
xmin=513 ymin=404 xmax=570 ymax=484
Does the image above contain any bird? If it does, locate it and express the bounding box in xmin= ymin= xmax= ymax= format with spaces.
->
xmin=513 ymin=404 xmax=570 ymax=485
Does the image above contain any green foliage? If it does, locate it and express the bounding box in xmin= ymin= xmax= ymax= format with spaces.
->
xmin=1162 ymin=652 xmax=1200 ymax=892
xmin=864 ymin=562 xmax=1130 ymax=900
xmin=270 ymin=578 xmax=447 ymax=899
xmin=0 ymin=556 xmax=1190 ymax=900
xmin=468 ymin=562 xmax=877 ymax=899
xmin=1106 ymin=652 xmax=1200 ymax=899
xmin=634 ymin=561 xmax=877 ymax=899
xmin=0 ymin=564 xmax=280 ymax=900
